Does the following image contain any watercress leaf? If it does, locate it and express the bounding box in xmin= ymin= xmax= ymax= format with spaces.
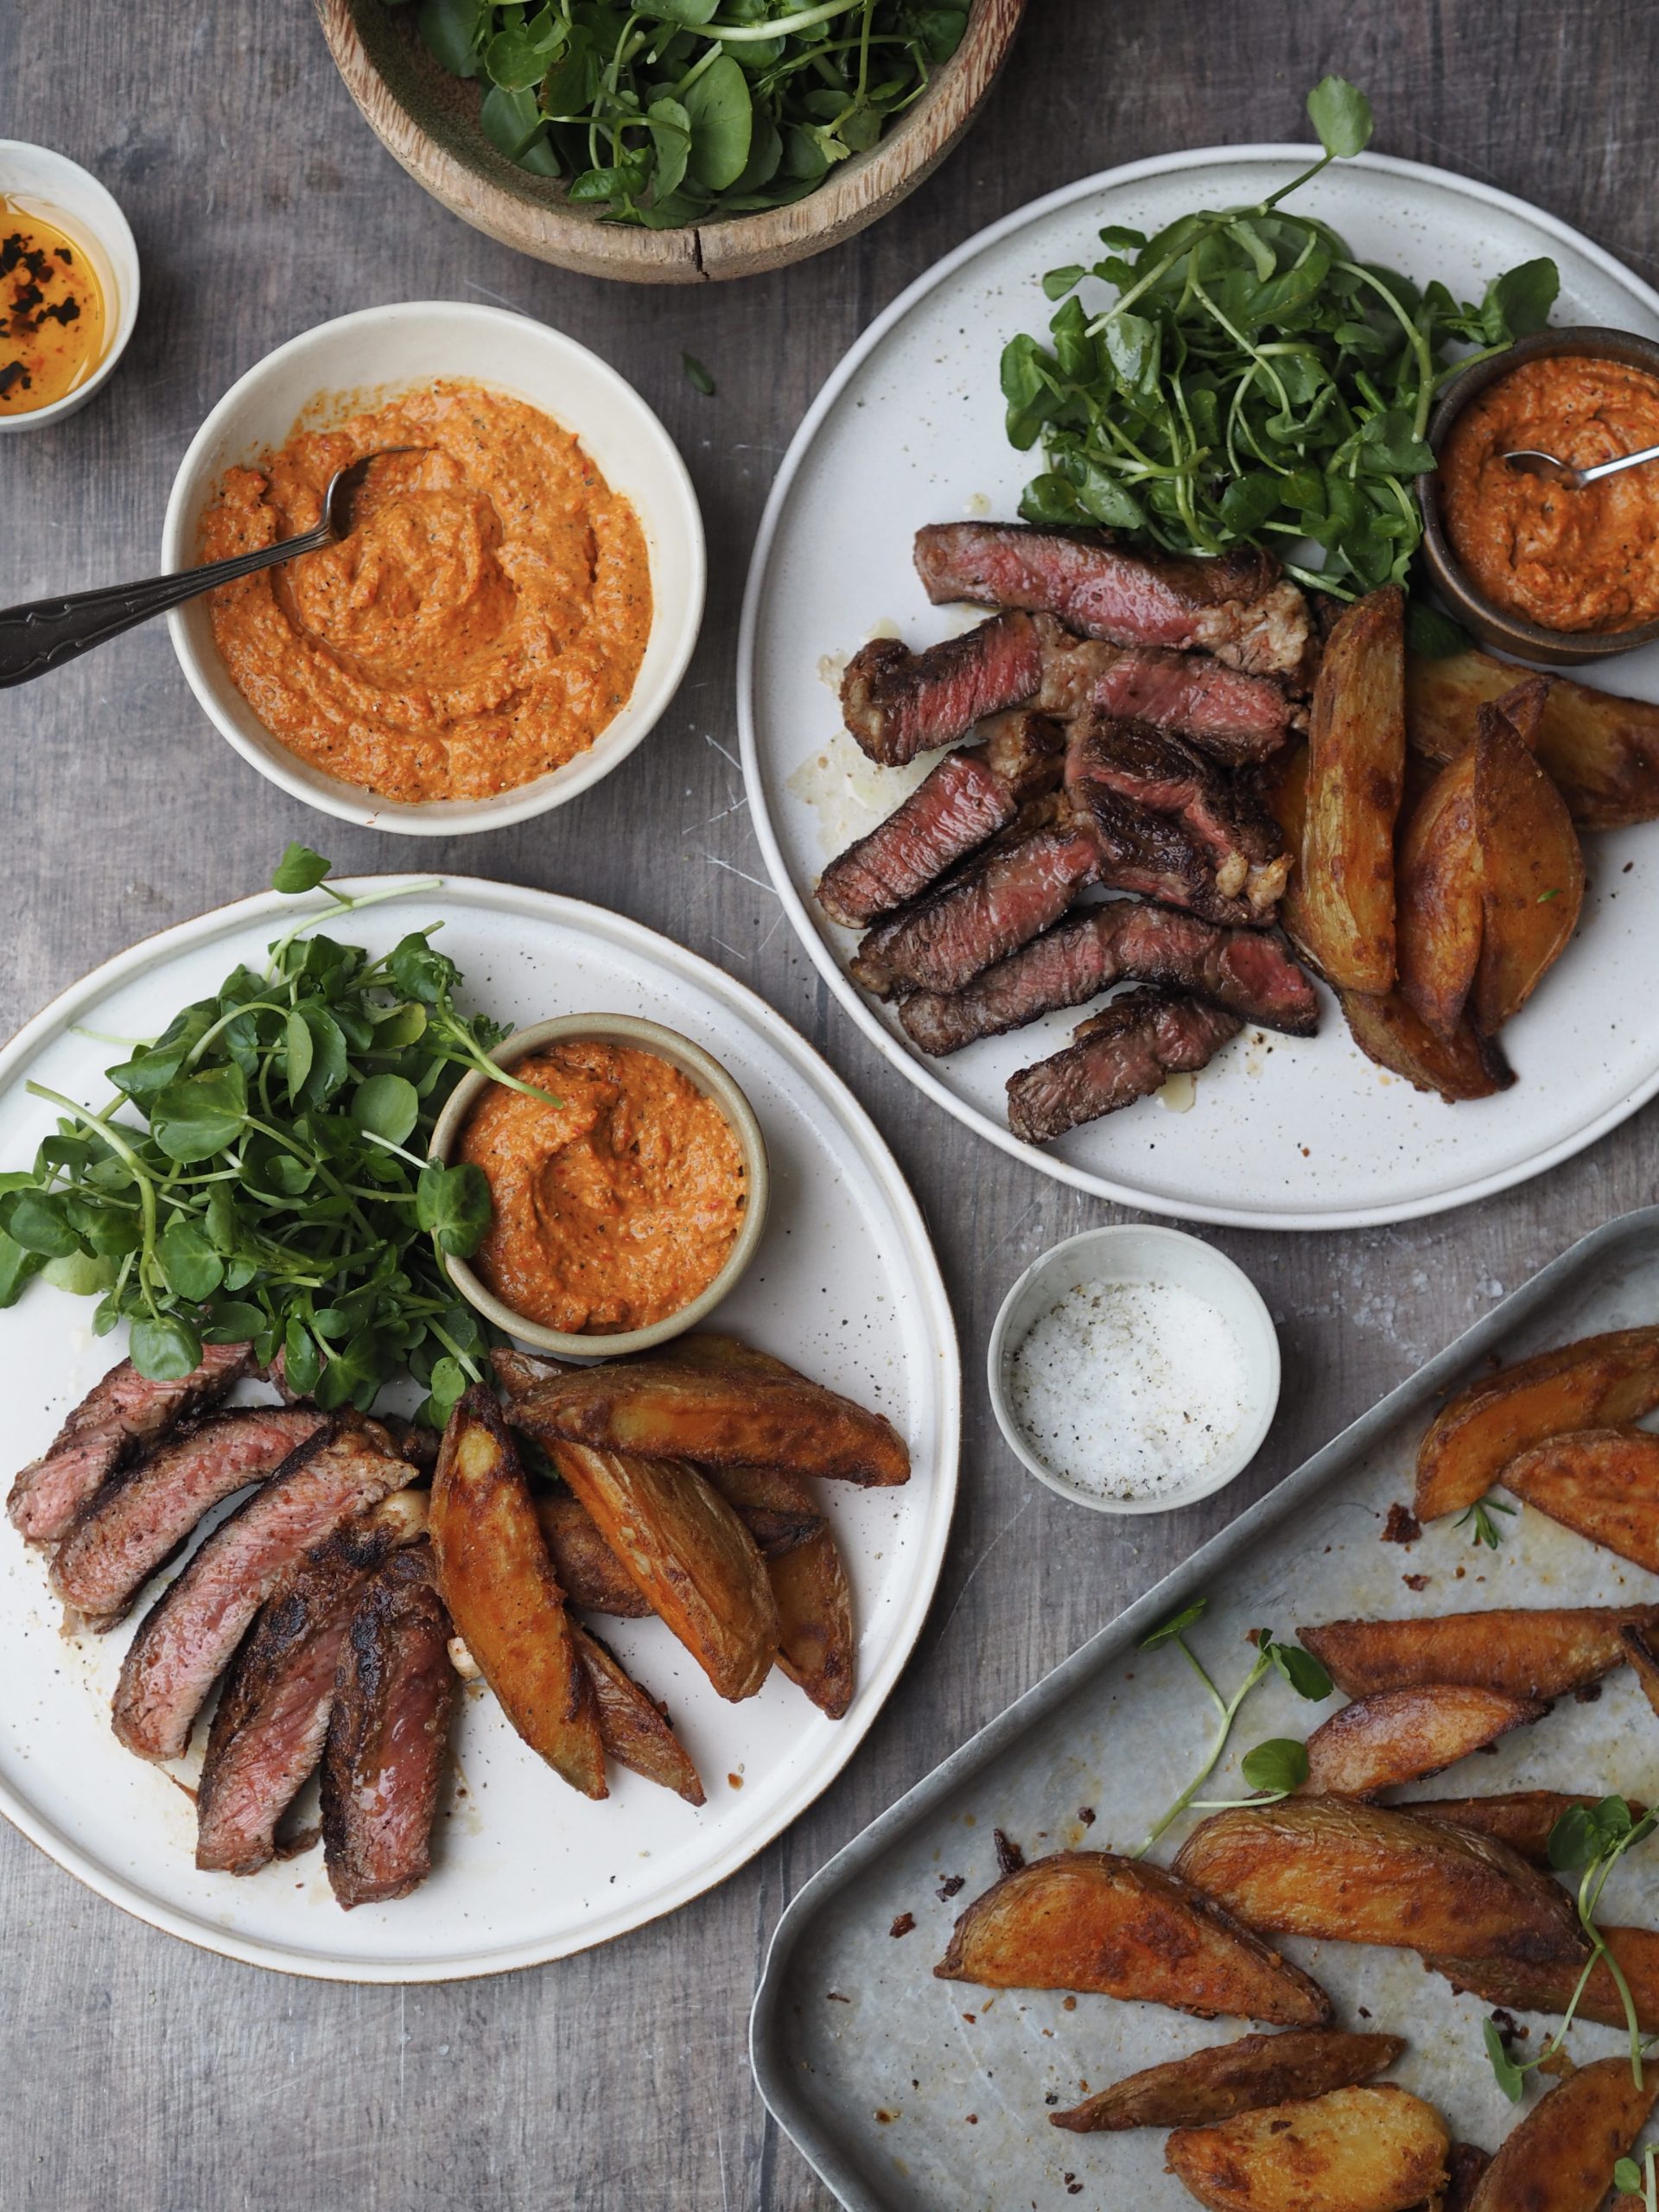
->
xmin=1104 ymin=308 xmax=1157 ymax=390
xmin=1219 ymin=471 xmax=1285 ymax=537
xmin=1548 ymin=1802 xmax=1603 ymax=1871
xmin=41 ymin=1250 xmax=118 ymax=1297
xmin=283 ymin=1007 xmax=315 ymax=1103
xmin=637 ymin=0 xmax=720 ymax=21
xmin=352 ymin=1073 xmax=421 ymax=1147
xmin=1043 ymin=264 xmax=1085 ymax=302
xmin=1001 ymin=334 xmax=1058 ymax=451
xmin=1141 ymin=1598 xmax=1207 ymax=1651
xmin=1239 ymin=1738 xmax=1310 ymax=1795
xmin=1266 ymin=1640 xmax=1333 ymax=1701
xmin=204 ymin=1300 xmax=265 ymax=1343
xmin=485 ymin=6 xmax=563 ymax=90
xmin=390 ymin=934 xmax=457 ymax=1007
xmin=908 ymin=6 xmax=967 ymax=62
xmin=1071 ymin=458 xmax=1146 ymax=531
xmin=2 ymin=1188 xmax=84 ymax=1258
xmin=647 ymin=96 xmax=691 ymax=198
xmin=283 ymin=1318 xmax=323 ymax=1398
xmin=684 ymin=54 xmax=753 ymax=192
xmin=1306 ymin=75 xmax=1373 ymax=162
xmin=0 ymin=1230 xmax=42 ymax=1306
xmin=130 ymin=1312 xmax=204 ymax=1382
xmin=372 ymin=1002 xmax=429 ymax=1051
xmin=296 ymin=1005 xmax=349 ymax=1109
xmin=1483 ymin=257 xmax=1560 ymax=344
xmin=1613 ymin=2158 xmax=1644 ymax=2196
xmin=781 ymin=122 xmax=830 ymax=182
xmin=1359 ymin=406 xmax=1435 ymax=477
xmin=417 ymin=0 xmax=490 ymax=78
xmin=1483 ymin=2015 xmax=1524 ymax=2103
xmin=271 ymin=842 xmax=333 ymax=894
xmin=159 ymin=1217 xmax=225 ymax=1302
xmin=1225 ymin=219 xmax=1277 ymax=284
xmin=1097 ymin=223 xmax=1147 ymax=251
xmin=681 ymin=350 xmax=716 ymax=397
xmin=727 ymin=111 xmax=782 ymax=195
xmin=149 ymin=1065 xmax=248 ymax=1163
xmin=1406 ymin=600 xmax=1473 ymax=658
xmin=416 ymin=1160 xmax=493 ymax=1257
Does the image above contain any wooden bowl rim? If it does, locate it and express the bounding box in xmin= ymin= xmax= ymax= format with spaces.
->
xmin=315 ymin=0 xmax=1027 ymax=282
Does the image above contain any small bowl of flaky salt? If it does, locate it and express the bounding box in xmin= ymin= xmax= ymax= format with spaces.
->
xmin=987 ymin=1224 xmax=1280 ymax=1516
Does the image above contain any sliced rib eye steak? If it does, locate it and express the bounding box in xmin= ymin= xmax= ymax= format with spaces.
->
xmin=817 ymin=711 xmax=1065 ymax=927
xmin=913 ymin=522 xmax=1311 ymax=678
xmin=840 ymin=611 xmax=1043 ymax=765
xmin=321 ymin=1548 xmax=454 ymax=1910
xmin=1074 ymin=780 xmax=1264 ymax=929
xmin=52 ymin=1407 xmax=330 ymax=1626
xmin=9 ymin=1341 xmax=252 ymax=1546
xmin=1066 ymin=713 xmax=1288 ymax=911
xmin=898 ymin=901 xmax=1319 ymax=1055
xmin=1007 ymin=988 xmax=1244 ymax=1144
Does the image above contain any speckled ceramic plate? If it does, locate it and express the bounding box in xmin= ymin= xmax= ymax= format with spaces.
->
xmin=740 ymin=149 xmax=1659 ymax=1230
xmin=0 ymin=878 xmax=957 ymax=1981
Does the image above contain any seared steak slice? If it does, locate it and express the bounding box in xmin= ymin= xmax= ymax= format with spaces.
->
xmin=1007 ymin=988 xmax=1243 ymax=1144
xmin=52 ymin=1407 xmax=329 ymax=1626
xmin=1068 ymin=715 xmax=1289 ymax=918
xmin=1077 ymin=782 xmax=1259 ymax=928
xmin=841 ymin=611 xmax=1043 ymax=764
xmin=112 ymin=1424 xmax=416 ymax=1761
xmin=914 ymin=523 xmax=1311 ymax=678
xmin=817 ymin=711 xmax=1065 ymax=927
xmin=194 ymin=1504 xmax=422 ymax=1875
xmin=899 ymin=902 xmax=1319 ymax=1055
xmin=1080 ymin=647 xmax=1294 ymax=762
xmin=321 ymin=1549 xmax=454 ymax=1910
xmin=850 ymin=799 xmax=1101 ymax=996
xmin=10 ymin=1341 xmax=252 ymax=1545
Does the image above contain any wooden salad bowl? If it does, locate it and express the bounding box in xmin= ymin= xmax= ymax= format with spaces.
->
xmin=315 ymin=0 xmax=1027 ymax=283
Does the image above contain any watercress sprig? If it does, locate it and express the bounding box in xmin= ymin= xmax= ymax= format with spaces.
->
xmin=1130 ymin=1599 xmax=1332 ymax=1857
xmin=1617 ymin=2150 xmax=1659 ymax=2209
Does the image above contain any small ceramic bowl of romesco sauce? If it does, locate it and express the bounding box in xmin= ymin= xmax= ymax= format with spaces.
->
xmin=428 ymin=1014 xmax=768 ymax=1360
xmin=1421 ymin=326 xmax=1659 ymax=666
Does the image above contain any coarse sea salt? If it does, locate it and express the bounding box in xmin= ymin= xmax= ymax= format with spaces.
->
xmin=1008 ymin=1278 xmax=1248 ymax=1502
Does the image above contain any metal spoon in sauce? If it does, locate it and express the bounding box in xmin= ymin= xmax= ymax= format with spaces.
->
xmin=1503 ymin=439 xmax=1659 ymax=492
xmin=0 ymin=447 xmax=424 ymax=689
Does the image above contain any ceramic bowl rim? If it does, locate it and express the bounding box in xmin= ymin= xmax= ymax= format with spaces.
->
xmin=0 ymin=139 xmax=141 ymax=432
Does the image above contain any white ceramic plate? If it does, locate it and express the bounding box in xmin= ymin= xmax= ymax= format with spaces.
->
xmin=740 ymin=148 xmax=1659 ymax=1230
xmin=0 ymin=878 xmax=957 ymax=1981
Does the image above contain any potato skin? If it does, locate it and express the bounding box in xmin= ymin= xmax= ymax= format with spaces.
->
xmin=569 ymin=1623 xmax=703 ymax=1805
xmin=1411 ymin=1789 xmax=1641 ymax=1866
xmin=1300 ymin=1685 xmax=1544 ymax=1798
xmin=1428 ymin=1923 xmax=1659 ymax=2032
xmin=1465 ymin=2056 xmax=1659 ymax=2212
xmin=1336 ymin=986 xmax=1513 ymax=1103
xmin=1298 ymin=1605 xmax=1659 ymax=1701
xmin=1165 ymin=2083 xmax=1449 ymax=2212
xmin=1621 ymin=1624 xmax=1659 ymax=1720
xmin=1050 ymin=2029 xmax=1403 ymax=2134
xmin=1395 ymin=750 xmax=1482 ymax=1040
xmin=1173 ymin=1798 xmax=1586 ymax=1967
xmin=1301 ymin=586 xmax=1407 ymax=993
xmin=1442 ymin=2144 xmax=1492 ymax=2212
xmin=1471 ymin=706 xmax=1584 ymax=1033
xmin=1501 ymin=1423 xmax=1659 ymax=1573
xmin=1414 ymin=1327 xmax=1659 ymax=1521
xmin=934 ymin=1850 xmax=1332 ymax=2025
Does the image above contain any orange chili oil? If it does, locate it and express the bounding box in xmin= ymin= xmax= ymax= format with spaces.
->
xmin=0 ymin=199 xmax=105 ymax=414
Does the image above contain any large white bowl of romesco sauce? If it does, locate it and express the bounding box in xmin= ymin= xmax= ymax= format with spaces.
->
xmin=428 ymin=1013 xmax=769 ymax=1359
xmin=162 ymin=302 xmax=703 ymax=832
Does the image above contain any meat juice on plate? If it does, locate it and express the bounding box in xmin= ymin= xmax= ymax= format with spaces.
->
xmin=1007 ymin=1279 xmax=1247 ymax=1501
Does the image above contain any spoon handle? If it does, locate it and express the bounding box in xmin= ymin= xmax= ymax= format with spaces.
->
xmin=0 ymin=527 xmax=332 ymax=689
xmin=1581 ymin=438 xmax=1659 ymax=486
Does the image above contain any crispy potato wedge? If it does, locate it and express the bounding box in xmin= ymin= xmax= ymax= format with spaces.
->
xmin=1501 ymin=1423 xmax=1659 ymax=1572
xmin=534 ymin=1494 xmax=652 ymax=1618
xmin=515 ymin=1360 xmax=909 ymax=1487
xmin=1050 ymin=2029 xmax=1403 ymax=2134
xmin=934 ymin=1850 xmax=1332 ymax=2025
xmin=1300 ymin=1686 xmax=1545 ymax=1799
xmin=1470 ymin=704 xmax=1584 ymax=1033
xmin=548 ymin=1441 xmax=779 ymax=1701
xmin=1255 ymin=740 xmax=1314 ymax=962
xmin=1337 ymin=987 xmax=1513 ymax=1103
xmin=1407 ymin=645 xmax=1659 ymax=829
xmin=1166 ymin=2084 xmax=1449 ymax=2212
xmin=1172 ymin=1799 xmax=1586 ymax=1967
xmin=1300 ymin=586 xmax=1407 ymax=994
xmin=431 ymin=1389 xmax=607 ymax=1799
xmin=1395 ymin=751 xmax=1482 ymax=1040
xmin=1411 ymin=1790 xmax=1643 ymax=1866
xmin=1622 ymin=1624 xmax=1659 ymax=1720
xmin=706 ymin=1463 xmax=855 ymax=1718
xmin=1299 ymin=1605 xmax=1659 ymax=1701
xmin=1429 ymin=1923 xmax=1659 ymax=2032
xmin=568 ymin=1622 xmax=704 ymax=1805
xmin=1414 ymin=1326 xmax=1659 ymax=1520
xmin=1465 ymin=2056 xmax=1659 ymax=2212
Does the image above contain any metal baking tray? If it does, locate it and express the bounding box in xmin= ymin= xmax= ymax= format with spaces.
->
xmin=751 ymin=1205 xmax=1659 ymax=2210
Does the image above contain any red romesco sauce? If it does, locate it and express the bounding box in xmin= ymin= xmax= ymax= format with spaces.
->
xmin=1440 ymin=354 xmax=1659 ymax=632
xmin=460 ymin=1042 xmax=746 ymax=1336
xmin=200 ymin=381 xmax=651 ymax=803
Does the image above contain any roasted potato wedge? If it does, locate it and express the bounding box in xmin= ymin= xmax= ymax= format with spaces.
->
xmin=1172 ymin=1799 xmax=1586 ymax=1967
xmin=1300 ymin=586 xmax=1407 ymax=994
xmin=1411 ymin=1790 xmax=1643 ymax=1866
xmin=1414 ymin=1326 xmax=1659 ymax=1521
xmin=1165 ymin=2084 xmax=1449 ymax=2212
xmin=1470 ymin=703 xmax=1584 ymax=1033
xmin=1429 ymin=1923 xmax=1659 ymax=2032
xmin=533 ymin=1494 xmax=652 ymax=1618
xmin=1050 ymin=2029 xmax=1403 ymax=2134
xmin=1407 ymin=645 xmax=1659 ymax=828
xmin=1501 ymin=1423 xmax=1659 ymax=1572
xmin=934 ymin=1850 xmax=1332 ymax=2025
xmin=1300 ymin=1686 xmax=1544 ymax=1799
xmin=548 ymin=1441 xmax=779 ymax=1701
xmin=568 ymin=1623 xmax=704 ymax=1806
xmin=1255 ymin=739 xmax=1314 ymax=961
xmin=1300 ymin=1605 xmax=1659 ymax=1701
xmin=706 ymin=1463 xmax=855 ymax=1719
xmin=1395 ymin=750 xmax=1482 ymax=1040
xmin=431 ymin=1389 xmax=607 ymax=1799
xmin=515 ymin=1359 xmax=909 ymax=1487
xmin=1337 ymin=987 xmax=1513 ymax=1103
xmin=1465 ymin=2056 xmax=1659 ymax=2212
xmin=1622 ymin=1624 xmax=1659 ymax=1720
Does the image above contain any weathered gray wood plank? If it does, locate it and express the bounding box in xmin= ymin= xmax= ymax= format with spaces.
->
xmin=3 ymin=3 xmax=1657 ymax=2205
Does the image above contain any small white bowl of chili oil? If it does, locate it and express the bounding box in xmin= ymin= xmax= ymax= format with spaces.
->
xmin=428 ymin=1014 xmax=770 ymax=1361
xmin=0 ymin=143 xmax=139 ymax=431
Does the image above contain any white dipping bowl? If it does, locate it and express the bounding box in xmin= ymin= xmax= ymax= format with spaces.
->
xmin=162 ymin=301 xmax=704 ymax=836
xmin=0 ymin=142 xmax=139 ymax=433
xmin=987 ymin=1224 xmax=1281 ymax=1516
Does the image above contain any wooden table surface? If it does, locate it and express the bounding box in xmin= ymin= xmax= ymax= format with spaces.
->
xmin=3 ymin=3 xmax=1656 ymax=2205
